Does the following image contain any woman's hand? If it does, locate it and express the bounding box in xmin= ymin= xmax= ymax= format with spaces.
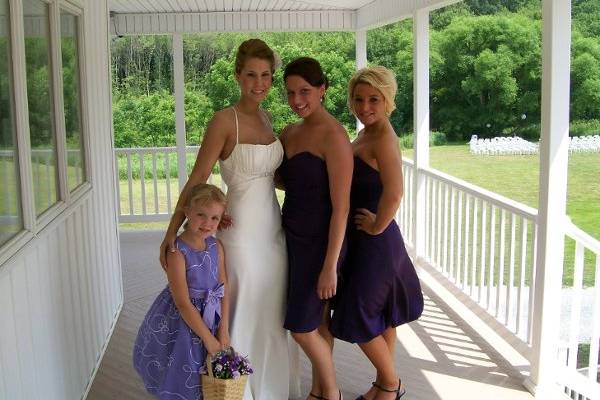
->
xmin=218 ymin=213 xmax=233 ymax=230
xmin=216 ymin=326 xmax=231 ymax=349
xmin=159 ymin=231 xmax=177 ymax=271
xmin=317 ymin=267 xmax=337 ymax=300
xmin=205 ymin=335 xmax=223 ymax=356
xmin=354 ymin=208 xmax=379 ymax=235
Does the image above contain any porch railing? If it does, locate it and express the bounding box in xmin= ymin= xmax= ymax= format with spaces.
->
xmin=420 ymin=166 xmax=539 ymax=344
xmin=560 ymin=222 xmax=600 ymax=400
xmin=113 ymin=146 xmax=599 ymax=399
xmin=114 ymin=146 xmax=225 ymax=223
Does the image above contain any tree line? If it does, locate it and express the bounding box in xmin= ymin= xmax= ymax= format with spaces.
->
xmin=110 ymin=0 xmax=600 ymax=148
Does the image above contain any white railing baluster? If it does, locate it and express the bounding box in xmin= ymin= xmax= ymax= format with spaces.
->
xmin=463 ymin=194 xmax=470 ymax=292
xmin=455 ymin=190 xmax=462 ymax=284
xmin=471 ymin=198 xmax=478 ymax=298
xmin=496 ymin=209 xmax=506 ymax=319
xmin=426 ymin=176 xmax=432 ymax=260
xmin=479 ymin=201 xmax=487 ymax=304
xmin=436 ymin=180 xmax=442 ymax=268
xmin=448 ymin=186 xmax=456 ymax=282
xmin=152 ymin=152 xmax=159 ymax=214
xmin=165 ymin=152 xmax=172 ymax=214
xmin=443 ymin=183 xmax=450 ymax=275
xmin=126 ymin=153 xmax=133 ymax=215
xmin=488 ymin=205 xmax=496 ymax=311
xmin=567 ymin=242 xmax=584 ymax=370
xmin=507 ymin=213 xmax=517 ymax=328
xmin=406 ymin=165 xmax=413 ymax=245
xmin=140 ymin=153 xmax=147 ymax=216
xmin=527 ymin=224 xmax=537 ymax=344
xmin=517 ymin=219 xmax=528 ymax=339
xmin=115 ymin=155 xmax=121 ymax=217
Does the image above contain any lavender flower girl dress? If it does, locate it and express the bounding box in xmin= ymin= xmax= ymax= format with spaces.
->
xmin=133 ymin=236 xmax=223 ymax=399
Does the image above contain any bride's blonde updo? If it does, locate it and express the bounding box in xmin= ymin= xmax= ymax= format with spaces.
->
xmin=235 ymin=38 xmax=280 ymax=74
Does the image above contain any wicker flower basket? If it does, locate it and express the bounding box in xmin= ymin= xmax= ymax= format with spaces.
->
xmin=201 ymin=353 xmax=248 ymax=400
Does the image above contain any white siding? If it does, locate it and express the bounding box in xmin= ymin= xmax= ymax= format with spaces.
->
xmin=0 ymin=0 xmax=122 ymax=399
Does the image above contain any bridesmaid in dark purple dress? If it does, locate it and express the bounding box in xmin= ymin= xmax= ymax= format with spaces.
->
xmin=279 ymin=57 xmax=352 ymax=400
xmin=330 ymin=67 xmax=423 ymax=400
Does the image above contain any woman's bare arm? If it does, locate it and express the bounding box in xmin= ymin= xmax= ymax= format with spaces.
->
xmin=160 ymin=112 xmax=231 ymax=269
xmin=317 ymin=124 xmax=353 ymax=300
xmin=355 ymin=129 xmax=403 ymax=235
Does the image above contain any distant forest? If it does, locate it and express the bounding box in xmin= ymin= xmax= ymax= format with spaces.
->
xmin=109 ymin=0 xmax=600 ymax=148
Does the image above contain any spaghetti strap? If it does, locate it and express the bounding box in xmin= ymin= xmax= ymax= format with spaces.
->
xmin=261 ymin=108 xmax=273 ymax=130
xmin=232 ymin=106 xmax=240 ymax=144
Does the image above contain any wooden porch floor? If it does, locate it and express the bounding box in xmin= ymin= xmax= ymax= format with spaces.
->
xmin=87 ymin=231 xmax=535 ymax=400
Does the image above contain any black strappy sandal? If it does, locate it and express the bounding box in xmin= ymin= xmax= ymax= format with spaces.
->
xmin=322 ymin=389 xmax=343 ymax=400
xmin=355 ymin=382 xmax=377 ymax=400
xmin=372 ymin=380 xmax=406 ymax=399
xmin=309 ymin=393 xmax=323 ymax=400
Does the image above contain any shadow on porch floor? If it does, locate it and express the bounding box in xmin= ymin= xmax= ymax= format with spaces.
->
xmin=87 ymin=230 xmax=534 ymax=400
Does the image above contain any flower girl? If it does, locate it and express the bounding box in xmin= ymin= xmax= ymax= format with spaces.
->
xmin=133 ymin=183 xmax=230 ymax=399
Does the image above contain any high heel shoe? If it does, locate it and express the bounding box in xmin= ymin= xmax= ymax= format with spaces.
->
xmin=309 ymin=393 xmax=323 ymax=400
xmin=322 ymin=389 xmax=342 ymax=400
xmin=372 ymin=380 xmax=405 ymax=399
xmin=355 ymin=382 xmax=377 ymax=400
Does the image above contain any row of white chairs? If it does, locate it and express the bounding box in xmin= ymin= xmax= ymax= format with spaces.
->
xmin=469 ymin=135 xmax=538 ymax=155
xmin=469 ymin=135 xmax=600 ymax=155
xmin=569 ymin=135 xmax=600 ymax=153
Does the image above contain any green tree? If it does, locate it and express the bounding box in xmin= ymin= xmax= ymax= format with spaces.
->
xmin=573 ymin=0 xmax=600 ymax=38
xmin=432 ymin=14 xmax=541 ymax=140
xmin=570 ymin=33 xmax=600 ymax=120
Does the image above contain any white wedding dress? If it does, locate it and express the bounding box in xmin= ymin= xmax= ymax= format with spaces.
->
xmin=217 ymin=108 xmax=300 ymax=400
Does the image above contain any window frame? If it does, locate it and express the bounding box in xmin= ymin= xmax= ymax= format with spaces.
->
xmin=0 ymin=0 xmax=90 ymax=266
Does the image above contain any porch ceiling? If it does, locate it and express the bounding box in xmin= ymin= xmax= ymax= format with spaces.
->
xmin=110 ymin=1 xmax=377 ymax=14
xmin=108 ymin=0 xmax=462 ymax=34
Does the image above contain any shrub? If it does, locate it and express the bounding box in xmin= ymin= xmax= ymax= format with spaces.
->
xmin=399 ymin=131 xmax=448 ymax=149
xmin=431 ymin=131 xmax=448 ymax=146
xmin=570 ymin=119 xmax=600 ymax=137
xmin=400 ymin=133 xmax=413 ymax=149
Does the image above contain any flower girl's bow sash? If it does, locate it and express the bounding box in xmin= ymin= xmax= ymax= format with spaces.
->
xmin=189 ymin=283 xmax=225 ymax=330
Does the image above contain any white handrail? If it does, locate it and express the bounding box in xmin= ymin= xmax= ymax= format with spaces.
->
xmin=420 ymin=166 xmax=538 ymax=220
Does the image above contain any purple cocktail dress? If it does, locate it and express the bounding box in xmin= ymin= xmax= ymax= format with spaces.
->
xmin=280 ymin=152 xmax=345 ymax=333
xmin=133 ymin=236 xmax=223 ymax=400
xmin=331 ymin=157 xmax=423 ymax=343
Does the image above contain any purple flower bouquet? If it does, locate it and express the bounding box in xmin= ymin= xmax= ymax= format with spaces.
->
xmin=202 ymin=347 xmax=253 ymax=400
xmin=209 ymin=347 xmax=253 ymax=379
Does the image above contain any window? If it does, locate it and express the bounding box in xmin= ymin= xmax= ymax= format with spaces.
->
xmin=60 ymin=10 xmax=85 ymax=191
xmin=24 ymin=0 xmax=58 ymax=216
xmin=1 ymin=0 xmax=88 ymax=259
xmin=0 ymin=0 xmax=23 ymax=247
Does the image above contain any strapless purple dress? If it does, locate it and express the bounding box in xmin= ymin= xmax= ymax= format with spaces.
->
xmin=280 ymin=152 xmax=345 ymax=333
xmin=331 ymin=156 xmax=423 ymax=343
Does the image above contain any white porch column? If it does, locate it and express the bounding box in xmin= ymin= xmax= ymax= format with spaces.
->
xmin=526 ymin=0 xmax=571 ymax=398
xmin=412 ymin=8 xmax=430 ymax=260
xmin=173 ymin=33 xmax=187 ymax=191
xmin=355 ymin=29 xmax=367 ymax=133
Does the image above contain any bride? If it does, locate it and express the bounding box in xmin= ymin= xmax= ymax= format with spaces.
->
xmin=159 ymin=39 xmax=300 ymax=400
